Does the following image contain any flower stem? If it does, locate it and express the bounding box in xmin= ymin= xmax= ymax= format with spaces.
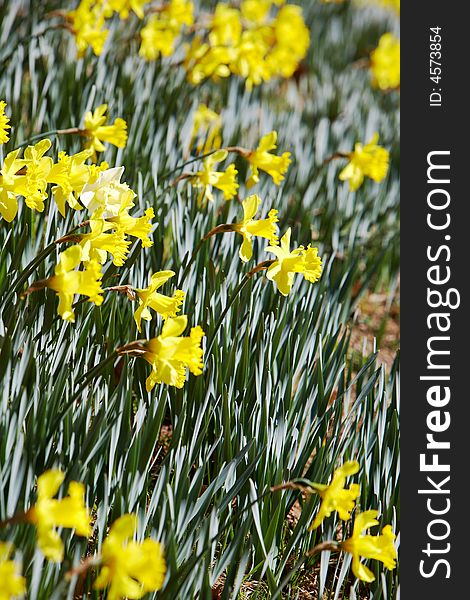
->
xmin=247 ymin=260 xmax=274 ymax=278
xmin=15 ymin=127 xmax=83 ymax=148
xmin=321 ymin=151 xmax=350 ymax=167
xmin=65 ymin=555 xmax=101 ymax=581
xmin=160 ymin=146 xmax=249 ymax=180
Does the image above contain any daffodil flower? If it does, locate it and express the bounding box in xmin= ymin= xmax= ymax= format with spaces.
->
xmin=105 ymin=190 xmax=154 ymax=248
xmin=370 ymin=33 xmax=400 ymax=91
xmin=209 ymin=4 xmax=242 ymax=46
xmin=184 ymin=38 xmax=234 ymax=85
xmin=339 ymin=133 xmax=389 ymax=191
xmin=83 ymin=104 xmax=128 ymax=157
xmin=142 ymin=315 xmax=205 ymax=390
xmin=191 ymin=150 xmax=239 ymax=203
xmin=13 ymin=139 xmax=53 ymax=212
xmin=27 ymin=469 xmax=91 ymax=562
xmin=0 ymin=542 xmax=26 ymax=599
xmin=308 ymin=461 xmax=360 ymax=529
xmin=246 ymin=131 xmax=291 ymax=188
xmin=341 ymin=510 xmax=397 ymax=582
xmin=46 ymin=245 xmax=104 ymax=322
xmin=0 ymin=100 xmax=11 ymax=144
xmin=139 ymin=0 xmax=194 ymax=60
xmin=232 ymin=194 xmax=278 ymax=262
xmin=67 ymin=0 xmax=109 ymax=58
xmin=79 ymin=218 xmax=132 ymax=267
xmin=266 ymin=5 xmax=310 ymax=79
xmin=134 ymin=271 xmax=185 ymax=332
xmin=94 ymin=514 xmax=166 ymax=600
xmin=48 ymin=149 xmax=94 ymax=216
xmin=0 ymin=149 xmax=25 ymax=222
xmin=265 ymin=228 xmax=322 ymax=296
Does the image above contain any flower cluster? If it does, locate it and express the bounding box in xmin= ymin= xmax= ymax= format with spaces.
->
xmin=34 ymin=162 xmax=154 ymax=322
xmin=0 ymin=102 xmax=156 ymax=323
xmin=140 ymin=0 xmax=194 ymax=60
xmin=290 ymin=461 xmax=396 ymax=582
xmin=64 ymin=0 xmax=309 ymax=90
xmin=0 ymin=469 xmax=166 ymax=600
xmin=66 ymin=0 xmax=151 ymax=57
xmin=184 ymin=1 xmax=310 ymax=90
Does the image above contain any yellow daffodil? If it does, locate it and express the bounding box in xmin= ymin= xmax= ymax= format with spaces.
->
xmin=67 ymin=0 xmax=109 ymax=58
xmin=209 ymin=4 xmax=242 ymax=46
xmin=79 ymin=218 xmax=132 ymax=267
xmin=0 ymin=543 xmax=26 ymax=600
xmin=267 ymin=5 xmax=310 ymax=79
xmin=13 ymin=139 xmax=53 ymax=212
xmin=184 ymin=37 xmax=234 ymax=85
xmin=83 ymin=104 xmax=128 ymax=157
xmin=94 ymin=514 xmax=166 ymax=600
xmin=105 ymin=189 xmax=154 ymax=247
xmin=140 ymin=15 xmax=180 ymax=60
xmin=191 ymin=150 xmax=239 ymax=203
xmin=232 ymin=194 xmax=278 ymax=262
xmin=143 ymin=315 xmax=205 ymax=390
xmin=308 ymin=461 xmax=360 ymax=529
xmin=27 ymin=469 xmax=91 ymax=562
xmin=48 ymin=149 xmax=94 ymax=216
xmin=339 ymin=133 xmax=389 ymax=191
xmin=0 ymin=100 xmax=11 ymax=144
xmin=140 ymin=0 xmax=194 ymax=60
xmin=370 ymin=33 xmax=400 ymax=90
xmin=190 ymin=104 xmax=222 ymax=153
xmin=341 ymin=510 xmax=397 ymax=582
xmin=46 ymin=246 xmax=103 ymax=322
xmin=265 ymin=228 xmax=322 ymax=296
xmin=134 ymin=271 xmax=185 ymax=332
xmin=246 ymin=131 xmax=291 ymax=188
xmin=0 ymin=149 xmax=25 ymax=222
xmin=230 ymin=30 xmax=272 ymax=90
